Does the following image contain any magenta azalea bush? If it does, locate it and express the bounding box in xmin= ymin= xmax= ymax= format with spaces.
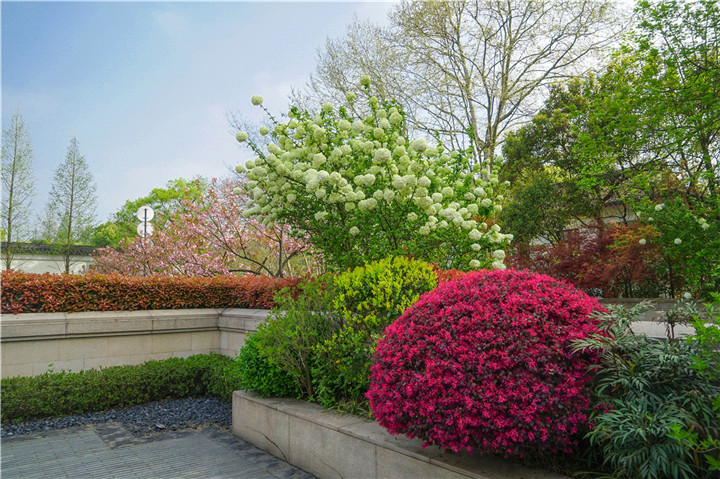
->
xmin=367 ymin=269 xmax=604 ymax=457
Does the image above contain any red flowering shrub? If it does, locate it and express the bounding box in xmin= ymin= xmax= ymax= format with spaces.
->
xmin=0 ymin=271 xmax=302 ymax=314
xmin=367 ymin=269 xmax=604 ymax=457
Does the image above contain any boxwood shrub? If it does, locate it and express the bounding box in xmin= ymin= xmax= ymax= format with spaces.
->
xmin=1 ymin=353 xmax=241 ymax=422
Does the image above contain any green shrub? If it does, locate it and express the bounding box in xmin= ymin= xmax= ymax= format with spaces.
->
xmin=1 ymin=353 xmax=241 ymax=422
xmin=236 ymin=334 xmax=299 ymax=398
xmin=670 ymin=296 xmax=720 ymax=474
xmin=573 ymin=301 xmax=720 ymax=479
xmin=253 ymin=278 xmax=342 ymax=398
xmin=312 ymin=256 xmax=438 ymax=411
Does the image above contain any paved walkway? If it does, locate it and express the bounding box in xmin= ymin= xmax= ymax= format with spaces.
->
xmin=1 ymin=423 xmax=316 ymax=479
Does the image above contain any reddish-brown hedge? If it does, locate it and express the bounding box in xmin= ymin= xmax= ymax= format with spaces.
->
xmin=1 ymin=268 xmax=471 ymax=315
xmin=0 ymin=271 xmax=302 ymax=315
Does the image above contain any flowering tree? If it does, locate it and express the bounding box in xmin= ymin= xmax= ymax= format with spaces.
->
xmin=91 ymin=178 xmax=321 ymax=277
xmin=234 ymin=79 xmax=512 ymax=271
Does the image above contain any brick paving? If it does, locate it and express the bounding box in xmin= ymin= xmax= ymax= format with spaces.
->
xmin=1 ymin=423 xmax=316 ymax=479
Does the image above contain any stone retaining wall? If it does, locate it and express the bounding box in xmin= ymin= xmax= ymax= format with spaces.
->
xmin=0 ymin=309 xmax=270 ymax=378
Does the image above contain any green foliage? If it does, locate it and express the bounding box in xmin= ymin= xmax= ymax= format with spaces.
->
xmin=499 ymin=168 xmax=595 ymax=245
xmin=234 ymin=256 xmax=439 ymax=413
xmin=1 ymin=354 xmax=241 ymax=422
xmin=573 ymin=302 xmax=720 ymax=478
xmin=669 ymin=296 xmax=720 ymax=473
xmin=236 ymin=333 xmax=299 ymax=398
xmin=312 ymin=257 xmax=437 ymax=411
xmin=252 ymin=278 xmax=342 ymax=398
xmin=637 ymin=199 xmax=720 ymax=299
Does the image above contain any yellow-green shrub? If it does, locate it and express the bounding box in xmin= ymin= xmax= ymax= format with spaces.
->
xmin=312 ymin=256 xmax=437 ymax=411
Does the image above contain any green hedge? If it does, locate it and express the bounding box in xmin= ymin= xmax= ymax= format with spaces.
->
xmin=1 ymin=353 xmax=242 ymax=422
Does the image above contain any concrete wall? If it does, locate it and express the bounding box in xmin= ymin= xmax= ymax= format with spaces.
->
xmin=0 ymin=309 xmax=270 ymax=378
xmin=3 ymin=253 xmax=93 ymax=274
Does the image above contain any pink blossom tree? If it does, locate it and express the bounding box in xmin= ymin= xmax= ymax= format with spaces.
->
xmin=91 ymin=178 xmax=322 ymax=277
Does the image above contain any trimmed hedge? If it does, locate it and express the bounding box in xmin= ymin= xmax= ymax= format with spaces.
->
xmin=0 ymin=271 xmax=302 ymax=314
xmin=1 ymin=353 xmax=242 ymax=422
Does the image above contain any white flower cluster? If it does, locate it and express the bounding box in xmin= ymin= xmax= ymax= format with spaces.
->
xmin=235 ymin=85 xmax=511 ymax=270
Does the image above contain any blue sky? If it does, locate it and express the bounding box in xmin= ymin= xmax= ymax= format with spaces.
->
xmin=2 ymin=1 xmax=396 ymax=226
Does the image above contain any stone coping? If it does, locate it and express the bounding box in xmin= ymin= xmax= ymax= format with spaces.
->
xmin=0 ymin=308 xmax=271 ymax=342
xmin=232 ymin=390 xmax=567 ymax=479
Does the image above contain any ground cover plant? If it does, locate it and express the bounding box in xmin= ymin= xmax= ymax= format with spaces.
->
xmin=367 ymin=268 xmax=604 ymax=458
xmin=1 ymin=354 xmax=241 ymax=422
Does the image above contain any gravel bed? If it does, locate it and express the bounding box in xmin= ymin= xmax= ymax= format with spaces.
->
xmin=0 ymin=397 xmax=232 ymax=438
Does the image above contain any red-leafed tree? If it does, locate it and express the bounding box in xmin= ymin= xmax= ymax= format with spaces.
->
xmin=509 ymin=222 xmax=665 ymax=298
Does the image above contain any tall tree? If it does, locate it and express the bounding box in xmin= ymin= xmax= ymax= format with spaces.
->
xmin=1 ymin=109 xmax=36 ymax=269
xmin=298 ymin=0 xmax=627 ymax=171
xmin=42 ymin=137 xmax=97 ymax=273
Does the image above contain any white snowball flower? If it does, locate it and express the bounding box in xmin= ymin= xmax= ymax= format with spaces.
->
xmin=360 ymin=75 xmax=371 ymax=86
xmin=235 ymin=164 xmax=246 ymax=174
xmin=322 ymin=102 xmax=333 ymax=112
xmin=349 ymin=226 xmax=360 ymax=236
xmin=655 ymin=203 xmax=665 ymax=211
xmin=374 ymin=148 xmax=392 ymax=163
xmin=702 ymin=223 xmax=710 ymax=230
xmin=639 ymin=239 xmax=647 ymax=245
xmin=471 ymin=243 xmax=481 ymax=251
xmin=469 ymin=259 xmax=481 ymax=269
xmin=259 ymin=126 xmax=270 ymax=136
xmin=338 ymin=119 xmax=352 ymax=131
xmin=469 ymin=229 xmax=482 ymax=241
xmin=683 ymin=292 xmax=692 ymax=299
xmin=407 ymin=212 xmax=418 ymax=222
xmin=251 ymin=95 xmax=264 ymax=106
xmin=674 ymin=238 xmax=682 ymax=245
xmin=315 ymin=211 xmax=328 ymax=221
xmin=418 ymin=226 xmax=430 ymax=235
xmin=492 ymin=260 xmax=506 ymax=270
xmin=232 ymin=187 xmax=243 ymax=195
xmin=346 ymin=91 xmax=356 ymax=102
xmin=389 ymin=111 xmax=403 ymax=124
xmin=481 ymin=198 xmax=492 ymax=208
xmin=235 ymin=131 xmax=249 ymax=142
xmin=441 ymin=187 xmax=454 ymax=198
xmin=410 ymin=138 xmax=428 ymax=152
xmin=492 ymin=250 xmax=506 ymax=261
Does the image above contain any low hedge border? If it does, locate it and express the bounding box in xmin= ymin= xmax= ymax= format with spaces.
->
xmin=0 ymin=353 xmax=242 ymax=422
xmin=0 ymin=272 xmax=302 ymax=314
